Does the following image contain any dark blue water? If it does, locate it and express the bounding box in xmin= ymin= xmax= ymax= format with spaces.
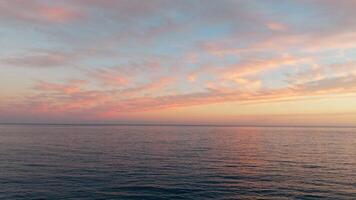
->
xmin=0 ymin=125 xmax=355 ymax=199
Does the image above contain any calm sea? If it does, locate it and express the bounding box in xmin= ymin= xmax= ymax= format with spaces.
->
xmin=0 ymin=125 xmax=355 ymax=199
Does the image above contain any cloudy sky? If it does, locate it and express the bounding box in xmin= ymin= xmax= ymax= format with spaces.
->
xmin=1 ymin=0 xmax=356 ymax=125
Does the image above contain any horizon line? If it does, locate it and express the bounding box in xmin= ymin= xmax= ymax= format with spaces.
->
xmin=1 ymin=122 xmax=355 ymax=129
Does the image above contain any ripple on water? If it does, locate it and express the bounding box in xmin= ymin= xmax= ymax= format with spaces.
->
xmin=0 ymin=125 xmax=356 ymax=199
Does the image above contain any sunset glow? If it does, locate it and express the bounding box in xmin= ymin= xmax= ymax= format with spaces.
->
xmin=1 ymin=0 xmax=356 ymax=125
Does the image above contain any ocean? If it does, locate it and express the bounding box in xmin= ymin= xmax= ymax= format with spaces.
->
xmin=0 ymin=125 xmax=355 ymax=199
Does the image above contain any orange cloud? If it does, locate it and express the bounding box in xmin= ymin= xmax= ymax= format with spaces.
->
xmin=221 ymin=55 xmax=300 ymax=78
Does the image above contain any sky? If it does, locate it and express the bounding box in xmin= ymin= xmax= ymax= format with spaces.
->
xmin=1 ymin=0 xmax=356 ymax=126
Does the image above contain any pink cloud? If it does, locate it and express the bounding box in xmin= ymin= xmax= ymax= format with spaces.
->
xmin=1 ymin=0 xmax=356 ymax=124
xmin=2 ymin=72 xmax=356 ymax=122
xmin=91 ymin=69 xmax=129 ymax=87
xmin=33 ymin=79 xmax=87 ymax=95
xmin=120 ymin=77 xmax=175 ymax=97
xmin=266 ymin=22 xmax=287 ymax=31
xmin=39 ymin=6 xmax=80 ymax=23
xmin=0 ymin=0 xmax=83 ymax=24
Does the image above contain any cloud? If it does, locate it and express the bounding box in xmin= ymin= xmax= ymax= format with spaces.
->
xmin=1 ymin=0 xmax=356 ymax=123
xmin=266 ymin=22 xmax=287 ymax=31
xmin=186 ymin=54 xmax=308 ymax=92
xmin=293 ymin=75 xmax=356 ymax=94
xmin=1 ymin=48 xmax=113 ymax=68
xmin=33 ymin=79 xmax=87 ymax=94
xmin=287 ymin=61 xmax=356 ymax=85
xmin=221 ymin=55 xmax=301 ymax=78
xmin=120 ymin=77 xmax=175 ymax=97
xmin=0 ymin=0 xmax=83 ymax=24
xmin=90 ymin=69 xmax=129 ymax=87
xmin=2 ymin=50 xmax=73 ymax=68
xmin=2 ymin=71 xmax=356 ymax=121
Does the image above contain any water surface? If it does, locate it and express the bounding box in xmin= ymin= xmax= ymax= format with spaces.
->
xmin=1 ymin=125 xmax=355 ymax=199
